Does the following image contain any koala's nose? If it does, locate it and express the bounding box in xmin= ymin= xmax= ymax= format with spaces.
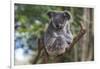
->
xmin=56 ymin=24 xmax=62 ymax=29
xmin=56 ymin=24 xmax=60 ymax=28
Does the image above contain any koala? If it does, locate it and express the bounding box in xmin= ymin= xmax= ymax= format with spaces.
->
xmin=44 ymin=11 xmax=73 ymax=56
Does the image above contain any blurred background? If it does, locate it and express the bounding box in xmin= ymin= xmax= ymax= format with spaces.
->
xmin=14 ymin=3 xmax=94 ymax=65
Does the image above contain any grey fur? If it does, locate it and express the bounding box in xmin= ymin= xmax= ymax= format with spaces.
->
xmin=44 ymin=11 xmax=73 ymax=56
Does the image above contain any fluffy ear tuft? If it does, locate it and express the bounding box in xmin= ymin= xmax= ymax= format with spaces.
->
xmin=47 ymin=11 xmax=54 ymax=18
xmin=64 ymin=11 xmax=71 ymax=20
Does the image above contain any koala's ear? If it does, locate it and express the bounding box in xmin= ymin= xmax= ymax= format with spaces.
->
xmin=47 ymin=11 xmax=54 ymax=18
xmin=64 ymin=11 xmax=71 ymax=20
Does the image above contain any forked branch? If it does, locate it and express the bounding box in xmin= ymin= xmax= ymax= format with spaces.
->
xmin=67 ymin=23 xmax=86 ymax=52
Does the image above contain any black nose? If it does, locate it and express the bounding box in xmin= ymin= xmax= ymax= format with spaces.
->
xmin=56 ymin=24 xmax=59 ymax=28
xmin=56 ymin=25 xmax=62 ymax=29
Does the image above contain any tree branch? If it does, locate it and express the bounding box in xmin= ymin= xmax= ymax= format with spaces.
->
xmin=67 ymin=23 xmax=86 ymax=52
xmin=31 ymin=37 xmax=44 ymax=64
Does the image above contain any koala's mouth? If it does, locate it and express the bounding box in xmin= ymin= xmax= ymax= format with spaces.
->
xmin=56 ymin=27 xmax=62 ymax=30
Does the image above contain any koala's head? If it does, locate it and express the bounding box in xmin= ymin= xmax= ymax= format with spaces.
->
xmin=47 ymin=11 xmax=71 ymax=30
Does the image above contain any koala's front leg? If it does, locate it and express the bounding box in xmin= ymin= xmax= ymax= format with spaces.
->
xmin=65 ymin=24 xmax=73 ymax=45
xmin=65 ymin=33 xmax=73 ymax=45
xmin=46 ymin=37 xmax=56 ymax=47
xmin=44 ymin=32 xmax=57 ymax=48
